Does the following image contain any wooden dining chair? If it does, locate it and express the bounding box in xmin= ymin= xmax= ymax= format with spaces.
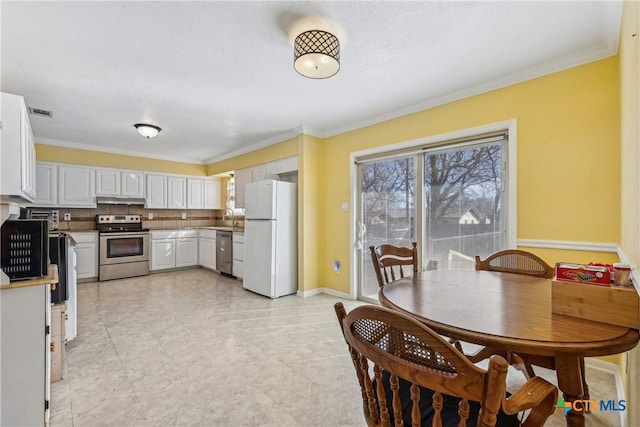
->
xmin=334 ymin=302 xmax=558 ymax=427
xmin=369 ymin=242 xmax=418 ymax=287
xmin=475 ymin=249 xmax=554 ymax=279
xmin=473 ymin=249 xmax=554 ymax=380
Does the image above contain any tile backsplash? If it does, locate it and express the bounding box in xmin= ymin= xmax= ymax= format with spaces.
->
xmin=52 ymin=205 xmax=239 ymax=231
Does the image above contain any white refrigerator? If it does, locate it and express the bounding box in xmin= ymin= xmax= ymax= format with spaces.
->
xmin=243 ymin=180 xmax=297 ymax=298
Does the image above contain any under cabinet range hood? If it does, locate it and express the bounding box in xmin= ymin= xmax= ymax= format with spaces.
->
xmin=96 ymin=196 xmax=146 ymax=205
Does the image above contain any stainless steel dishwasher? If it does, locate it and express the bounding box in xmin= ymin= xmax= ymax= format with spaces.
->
xmin=216 ymin=230 xmax=233 ymax=274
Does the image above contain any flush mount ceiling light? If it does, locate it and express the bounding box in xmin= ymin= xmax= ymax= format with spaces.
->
xmin=289 ymin=16 xmax=344 ymax=79
xmin=294 ymin=30 xmax=340 ymax=79
xmin=134 ymin=123 xmax=161 ymax=139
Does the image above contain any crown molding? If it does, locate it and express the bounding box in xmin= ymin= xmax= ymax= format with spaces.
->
xmin=319 ymin=44 xmax=618 ymax=139
xmin=203 ymin=125 xmax=308 ymax=164
xmin=35 ymin=137 xmax=207 ymax=165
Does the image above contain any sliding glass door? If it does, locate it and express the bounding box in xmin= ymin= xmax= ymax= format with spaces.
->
xmin=357 ymin=156 xmax=416 ymax=300
xmin=355 ymin=133 xmax=507 ymax=301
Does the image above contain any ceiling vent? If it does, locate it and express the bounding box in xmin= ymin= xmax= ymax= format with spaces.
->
xmin=28 ymin=107 xmax=54 ymax=118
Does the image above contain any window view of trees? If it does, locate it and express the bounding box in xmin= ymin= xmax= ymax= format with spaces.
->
xmin=424 ymin=143 xmax=502 ymax=270
xmin=358 ymin=140 xmax=505 ymax=299
xmin=361 ymin=157 xmax=415 ymax=298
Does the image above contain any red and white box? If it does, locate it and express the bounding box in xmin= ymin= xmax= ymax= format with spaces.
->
xmin=555 ymin=263 xmax=611 ymax=286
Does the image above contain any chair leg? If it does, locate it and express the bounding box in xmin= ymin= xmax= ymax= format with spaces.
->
xmin=509 ymin=352 xmax=536 ymax=380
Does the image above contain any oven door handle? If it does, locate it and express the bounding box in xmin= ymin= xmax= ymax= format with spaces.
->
xmin=100 ymin=232 xmax=149 ymax=238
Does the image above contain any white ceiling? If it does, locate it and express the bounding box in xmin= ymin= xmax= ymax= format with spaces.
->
xmin=1 ymin=1 xmax=622 ymax=165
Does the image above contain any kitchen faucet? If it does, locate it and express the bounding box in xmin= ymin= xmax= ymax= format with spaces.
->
xmin=223 ymin=208 xmax=235 ymax=227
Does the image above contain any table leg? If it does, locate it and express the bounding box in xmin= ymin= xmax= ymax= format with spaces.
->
xmin=555 ymin=354 xmax=585 ymax=427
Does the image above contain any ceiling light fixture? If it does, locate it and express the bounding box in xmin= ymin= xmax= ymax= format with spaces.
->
xmin=294 ymin=30 xmax=340 ymax=79
xmin=134 ymin=123 xmax=161 ymax=139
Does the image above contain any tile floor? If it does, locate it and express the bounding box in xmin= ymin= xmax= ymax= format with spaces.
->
xmin=51 ymin=269 xmax=621 ymax=426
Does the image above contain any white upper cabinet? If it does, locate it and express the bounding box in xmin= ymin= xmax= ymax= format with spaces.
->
xmin=0 ymin=92 xmax=36 ymax=202
xmin=204 ymin=178 xmax=221 ymax=209
xmin=95 ymin=169 xmax=120 ymax=196
xmin=57 ymin=165 xmax=95 ymax=207
xmin=96 ymin=168 xmax=145 ymax=197
xmin=167 ymin=177 xmax=186 ymax=209
xmin=145 ymin=174 xmax=167 ymax=208
xmin=233 ymin=157 xmax=297 ymax=208
xmin=32 ymin=162 xmax=58 ymax=207
xmin=234 ymin=169 xmax=252 ymax=209
xmin=187 ymin=178 xmax=204 ymax=209
xmin=188 ymin=177 xmax=221 ymax=209
xmin=121 ymin=171 xmax=144 ymax=197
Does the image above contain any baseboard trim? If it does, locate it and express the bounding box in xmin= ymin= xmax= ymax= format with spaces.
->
xmin=584 ymin=358 xmax=626 ymax=427
xmin=297 ymin=287 xmax=353 ymax=299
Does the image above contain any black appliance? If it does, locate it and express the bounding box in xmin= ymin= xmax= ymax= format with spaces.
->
xmin=49 ymin=234 xmax=68 ymax=303
xmin=1 ymin=219 xmax=49 ymax=280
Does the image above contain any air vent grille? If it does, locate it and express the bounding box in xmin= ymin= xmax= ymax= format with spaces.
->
xmin=28 ymin=107 xmax=54 ymax=118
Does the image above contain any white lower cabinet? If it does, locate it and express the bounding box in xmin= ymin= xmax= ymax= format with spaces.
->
xmin=198 ymin=229 xmax=217 ymax=270
xmin=0 ymin=282 xmax=51 ymax=426
xmin=71 ymin=232 xmax=98 ymax=280
xmin=232 ymin=232 xmax=244 ymax=279
xmin=176 ymin=238 xmax=198 ymax=267
xmin=150 ymin=230 xmax=198 ymax=271
xmin=151 ymin=239 xmax=176 ymax=271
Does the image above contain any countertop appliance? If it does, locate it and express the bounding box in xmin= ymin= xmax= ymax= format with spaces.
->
xmin=215 ymin=230 xmax=232 ymax=275
xmin=96 ymin=214 xmax=149 ymax=281
xmin=243 ymin=180 xmax=297 ymax=298
xmin=0 ymin=219 xmax=49 ymax=280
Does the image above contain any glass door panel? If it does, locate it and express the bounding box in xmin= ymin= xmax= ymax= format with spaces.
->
xmin=358 ymin=156 xmax=415 ymax=300
xmin=423 ymin=142 xmax=503 ymax=270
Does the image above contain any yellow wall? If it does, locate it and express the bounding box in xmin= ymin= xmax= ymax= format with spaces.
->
xmin=36 ymin=144 xmax=207 ymax=176
xmin=205 ymin=137 xmax=298 ymax=175
xmin=321 ymin=58 xmax=620 ymax=293
xmin=619 ymin=1 xmax=640 ymax=425
xmin=297 ymin=134 xmax=323 ymax=292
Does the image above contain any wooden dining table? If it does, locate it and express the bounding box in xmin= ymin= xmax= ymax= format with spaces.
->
xmin=378 ymin=270 xmax=639 ymax=427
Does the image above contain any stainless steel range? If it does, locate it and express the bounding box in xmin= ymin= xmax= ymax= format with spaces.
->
xmin=97 ymin=214 xmax=149 ymax=281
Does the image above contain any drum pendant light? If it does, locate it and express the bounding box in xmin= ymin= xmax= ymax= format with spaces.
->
xmin=294 ymin=30 xmax=340 ymax=79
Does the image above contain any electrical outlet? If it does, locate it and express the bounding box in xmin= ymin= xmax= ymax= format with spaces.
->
xmin=63 ymin=213 xmax=71 ymax=221
xmin=333 ymin=260 xmax=341 ymax=273
xmin=181 ymin=212 xmax=187 ymax=220
xmin=148 ymin=212 xmax=154 ymax=220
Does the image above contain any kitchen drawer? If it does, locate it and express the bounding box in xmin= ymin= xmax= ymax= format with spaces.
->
xmin=232 ymin=232 xmax=244 ymax=244
xmin=151 ymin=229 xmax=198 ymax=239
xmin=198 ymin=229 xmax=217 ymax=239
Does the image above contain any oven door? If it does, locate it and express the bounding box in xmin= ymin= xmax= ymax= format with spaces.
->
xmin=99 ymin=232 xmax=149 ymax=265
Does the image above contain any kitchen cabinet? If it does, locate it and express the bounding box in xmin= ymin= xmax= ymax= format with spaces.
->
xmin=58 ymin=165 xmax=96 ymax=207
xmin=198 ymin=229 xmax=217 ymax=270
xmin=151 ymin=239 xmax=175 ymax=270
xmin=204 ymin=178 xmax=221 ymax=209
xmin=96 ymin=168 xmax=145 ymax=197
xmin=32 ymin=162 xmax=58 ymax=206
xmin=232 ymin=232 xmax=245 ymax=279
xmin=176 ymin=237 xmax=198 ymax=267
xmin=233 ymin=157 xmax=298 ymax=208
xmin=145 ymin=174 xmax=167 ymax=208
xmin=233 ymin=169 xmax=252 ymax=209
xmin=72 ymin=232 xmax=98 ymax=280
xmin=187 ymin=178 xmax=204 ymax=209
xmin=0 ymin=92 xmax=36 ymax=203
xmin=150 ymin=230 xmax=198 ymax=270
xmin=188 ymin=178 xmax=221 ymax=209
xmin=167 ymin=177 xmax=186 ymax=209
xmin=51 ymin=303 xmax=66 ymax=382
xmin=1 ymin=271 xmax=55 ymax=427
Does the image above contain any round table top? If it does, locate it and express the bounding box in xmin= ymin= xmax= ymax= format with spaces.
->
xmin=379 ymin=270 xmax=639 ymax=357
